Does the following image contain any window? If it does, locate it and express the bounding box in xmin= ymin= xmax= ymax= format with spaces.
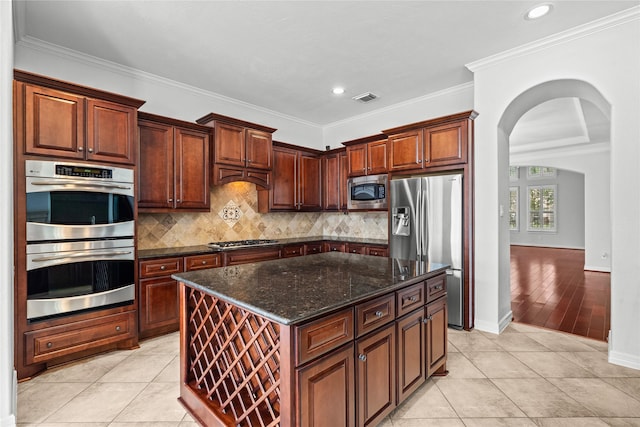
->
xmin=509 ymin=166 xmax=519 ymax=181
xmin=527 ymin=166 xmax=556 ymax=178
xmin=527 ymin=185 xmax=556 ymax=232
xmin=509 ymin=187 xmax=519 ymax=231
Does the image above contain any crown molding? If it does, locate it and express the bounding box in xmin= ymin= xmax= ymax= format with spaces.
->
xmin=15 ymin=35 xmax=322 ymax=129
xmin=466 ymin=6 xmax=640 ymax=72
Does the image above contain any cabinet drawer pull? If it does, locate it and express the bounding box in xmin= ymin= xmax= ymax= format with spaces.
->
xmin=433 ymin=285 xmax=443 ymax=291
xmin=115 ymin=326 xmax=121 ymax=331
xmin=358 ymin=354 xmax=367 ymax=362
xmin=202 ymin=260 xmax=207 ymax=265
xmin=375 ymin=311 xmax=383 ymax=318
xmin=409 ymin=296 xmax=417 ymax=302
xmin=46 ymin=342 xmax=53 ymax=348
xmin=160 ymin=265 xmax=166 ymax=271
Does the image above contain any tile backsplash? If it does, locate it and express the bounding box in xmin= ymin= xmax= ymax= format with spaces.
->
xmin=137 ymin=181 xmax=388 ymax=249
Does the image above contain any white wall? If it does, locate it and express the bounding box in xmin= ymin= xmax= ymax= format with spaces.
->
xmin=509 ymin=168 xmax=585 ymax=250
xmin=511 ymin=151 xmax=611 ymax=271
xmin=1 ymin=2 xmax=16 ymax=426
xmin=470 ymin=9 xmax=640 ymax=368
xmin=14 ymin=39 xmax=324 ymax=149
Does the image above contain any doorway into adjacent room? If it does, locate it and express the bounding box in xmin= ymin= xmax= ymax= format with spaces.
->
xmin=500 ymin=80 xmax=612 ymax=342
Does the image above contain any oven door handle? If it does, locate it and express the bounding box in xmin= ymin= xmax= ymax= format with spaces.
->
xmin=29 ymin=180 xmax=132 ymax=190
xmin=31 ymin=250 xmax=133 ymax=263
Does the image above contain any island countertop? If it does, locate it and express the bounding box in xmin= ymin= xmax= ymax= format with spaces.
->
xmin=173 ymin=252 xmax=448 ymax=326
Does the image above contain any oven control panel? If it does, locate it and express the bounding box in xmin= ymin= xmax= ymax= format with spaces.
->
xmin=55 ymin=164 xmax=113 ymax=179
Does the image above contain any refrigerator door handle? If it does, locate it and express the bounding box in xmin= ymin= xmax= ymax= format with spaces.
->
xmin=446 ymin=268 xmax=462 ymax=275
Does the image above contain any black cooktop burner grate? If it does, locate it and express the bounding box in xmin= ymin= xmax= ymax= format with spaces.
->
xmin=208 ymin=239 xmax=279 ymax=249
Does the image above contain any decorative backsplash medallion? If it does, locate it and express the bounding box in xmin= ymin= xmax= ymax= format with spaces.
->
xmin=137 ymin=182 xmax=388 ymax=249
xmin=219 ymin=201 xmax=242 ymax=227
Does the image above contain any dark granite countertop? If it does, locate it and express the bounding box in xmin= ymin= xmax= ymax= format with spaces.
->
xmin=173 ymin=252 xmax=448 ymax=326
xmin=138 ymin=236 xmax=389 ymax=259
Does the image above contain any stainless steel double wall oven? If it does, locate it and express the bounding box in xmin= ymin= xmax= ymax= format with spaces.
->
xmin=25 ymin=160 xmax=135 ymax=320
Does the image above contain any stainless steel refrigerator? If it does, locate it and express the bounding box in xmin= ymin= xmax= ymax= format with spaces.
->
xmin=389 ymin=173 xmax=464 ymax=329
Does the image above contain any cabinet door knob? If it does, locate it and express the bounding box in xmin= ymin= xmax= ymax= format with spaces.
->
xmin=358 ymin=354 xmax=367 ymax=362
xmin=160 ymin=265 xmax=166 ymax=271
xmin=46 ymin=342 xmax=53 ymax=348
xmin=88 ymin=147 xmax=94 ymax=153
xmin=375 ymin=310 xmax=383 ymax=317
xmin=422 ymin=317 xmax=429 ymax=324
xmin=115 ymin=326 xmax=121 ymax=331
xmin=168 ymin=198 xmax=173 ymax=203
xmin=409 ymin=296 xmax=417 ymax=302
xmin=78 ymin=146 xmax=84 ymax=152
xmin=177 ymin=199 xmax=181 ymax=203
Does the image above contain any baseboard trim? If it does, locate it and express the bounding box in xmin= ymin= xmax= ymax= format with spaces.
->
xmin=474 ymin=310 xmax=513 ymax=335
xmin=609 ymin=350 xmax=640 ymax=371
xmin=584 ymin=265 xmax=611 ymax=273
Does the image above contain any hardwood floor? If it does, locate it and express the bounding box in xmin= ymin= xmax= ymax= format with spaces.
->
xmin=510 ymin=245 xmax=611 ymax=342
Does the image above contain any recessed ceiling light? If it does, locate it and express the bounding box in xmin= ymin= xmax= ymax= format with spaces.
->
xmin=525 ymin=3 xmax=553 ymax=20
xmin=332 ymin=87 xmax=345 ymax=95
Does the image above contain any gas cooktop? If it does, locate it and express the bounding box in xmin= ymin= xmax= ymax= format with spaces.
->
xmin=207 ymin=239 xmax=279 ymax=249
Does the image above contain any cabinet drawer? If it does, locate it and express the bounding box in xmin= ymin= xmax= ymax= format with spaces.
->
xmin=304 ymin=242 xmax=323 ymax=255
xmin=224 ymin=247 xmax=281 ymax=266
xmin=25 ymin=311 xmax=136 ymax=364
xmin=296 ymin=308 xmax=354 ymax=366
xmin=396 ymin=283 xmax=425 ymax=318
xmin=367 ymin=246 xmax=388 ymax=257
xmin=282 ymin=244 xmax=304 ymax=258
xmin=355 ymin=294 xmax=395 ymax=337
xmin=426 ymin=274 xmax=446 ymax=302
xmin=347 ymin=243 xmax=367 ymax=254
xmin=139 ymin=257 xmax=183 ymax=278
xmin=185 ymin=253 xmax=221 ymax=271
xmin=324 ymin=242 xmax=346 ymax=253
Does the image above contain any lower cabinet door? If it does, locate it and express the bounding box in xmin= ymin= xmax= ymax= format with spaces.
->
xmin=396 ymin=309 xmax=426 ymax=403
xmin=297 ymin=343 xmax=355 ymax=427
xmin=426 ymin=297 xmax=448 ymax=377
xmin=139 ymin=277 xmax=179 ymax=338
xmin=356 ymin=323 xmax=396 ymax=427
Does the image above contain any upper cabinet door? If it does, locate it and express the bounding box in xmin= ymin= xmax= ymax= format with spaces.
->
xmin=24 ymin=84 xmax=85 ymax=160
xmin=138 ymin=120 xmax=175 ymax=209
xmin=214 ymin=122 xmax=245 ymax=167
xmin=86 ymin=98 xmax=137 ymax=165
xmin=388 ymin=130 xmax=424 ymax=171
xmin=245 ymin=128 xmax=272 ymax=170
xmin=424 ymin=120 xmax=468 ymax=167
xmin=175 ymin=128 xmax=210 ymax=210
xmin=270 ymin=147 xmax=298 ymax=210
xmin=346 ymin=144 xmax=367 ymax=176
xmin=367 ymin=139 xmax=388 ymax=175
xmin=299 ymin=153 xmax=322 ymax=211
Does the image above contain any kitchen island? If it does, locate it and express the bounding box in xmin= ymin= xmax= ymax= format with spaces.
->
xmin=173 ymin=252 xmax=449 ymax=427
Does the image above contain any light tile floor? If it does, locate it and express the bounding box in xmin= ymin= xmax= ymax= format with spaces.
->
xmin=17 ymin=322 xmax=640 ymax=427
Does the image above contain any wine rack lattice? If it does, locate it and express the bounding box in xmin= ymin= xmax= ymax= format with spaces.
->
xmin=187 ymin=288 xmax=281 ymax=427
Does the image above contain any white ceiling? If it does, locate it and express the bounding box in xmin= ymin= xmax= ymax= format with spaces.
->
xmin=13 ymin=0 xmax=634 ymax=150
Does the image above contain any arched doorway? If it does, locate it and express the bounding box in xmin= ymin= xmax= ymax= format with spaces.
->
xmin=498 ymin=79 xmax=611 ymax=340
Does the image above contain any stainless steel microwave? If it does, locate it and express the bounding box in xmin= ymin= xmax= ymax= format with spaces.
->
xmin=347 ymin=174 xmax=388 ymax=210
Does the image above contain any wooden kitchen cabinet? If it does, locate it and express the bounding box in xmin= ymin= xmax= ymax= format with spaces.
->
xmin=343 ymin=135 xmax=388 ymax=177
xmin=16 ymin=71 xmax=143 ymax=165
xmin=426 ymin=295 xmax=448 ymax=377
xmin=282 ymin=243 xmax=305 ymax=258
xmin=323 ymin=148 xmax=348 ymax=211
xmin=396 ymin=308 xmax=426 ymax=403
xmin=297 ymin=343 xmax=356 ymax=427
xmin=224 ymin=246 xmax=281 ymax=266
xmin=356 ymin=323 xmax=396 ymax=427
xmin=138 ymin=113 xmax=210 ymax=212
xmin=261 ymin=143 xmax=322 ymax=212
xmin=304 ymin=242 xmax=323 ymax=255
xmin=385 ymin=112 xmax=475 ymax=171
xmin=346 ymin=243 xmax=388 ymax=257
xmin=324 ymin=241 xmax=346 ymax=253
xmin=196 ymin=113 xmax=276 ymax=188
xmin=138 ymin=253 xmax=221 ymax=339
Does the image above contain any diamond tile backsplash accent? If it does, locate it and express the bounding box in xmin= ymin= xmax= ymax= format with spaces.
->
xmin=137 ymin=182 xmax=388 ymax=249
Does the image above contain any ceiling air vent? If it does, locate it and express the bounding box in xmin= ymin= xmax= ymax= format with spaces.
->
xmin=352 ymin=92 xmax=378 ymax=103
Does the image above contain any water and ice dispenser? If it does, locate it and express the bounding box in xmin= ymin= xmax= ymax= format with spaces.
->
xmin=392 ymin=207 xmax=410 ymax=236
